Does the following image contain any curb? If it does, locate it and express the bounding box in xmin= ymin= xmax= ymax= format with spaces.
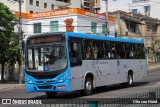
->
xmin=0 ymin=84 xmax=25 ymax=91
xmin=148 ymin=64 xmax=160 ymax=71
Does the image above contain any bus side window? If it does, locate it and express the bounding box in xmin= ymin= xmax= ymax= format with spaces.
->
xmin=104 ymin=41 xmax=111 ymax=59
xmin=69 ymin=42 xmax=82 ymax=67
xmin=125 ymin=43 xmax=134 ymax=59
xmin=110 ymin=42 xmax=116 ymax=59
xmin=115 ymin=42 xmax=125 ymax=59
xmin=134 ymin=44 xmax=141 ymax=59
xmin=140 ymin=45 xmax=146 ymax=59
xmin=84 ymin=40 xmax=92 ymax=59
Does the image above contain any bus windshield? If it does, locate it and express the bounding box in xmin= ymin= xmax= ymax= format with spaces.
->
xmin=26 ymin=42 xmax=67 ymax=72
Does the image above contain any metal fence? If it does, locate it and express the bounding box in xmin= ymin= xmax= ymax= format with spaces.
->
xmin=26 ymin=87 xmax=160 ymax=107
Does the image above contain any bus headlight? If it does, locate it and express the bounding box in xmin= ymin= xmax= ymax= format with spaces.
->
xmin=58 ymin=73 xmax=68 ymax=83
xmin=26 ymin=77 xmax=33 ymax=84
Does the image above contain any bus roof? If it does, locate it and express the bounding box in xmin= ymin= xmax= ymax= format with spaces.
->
xmin=27 ymin=32 xmax=144 ymax=44
xmin=26 ymin=32 xmax=65 ymax=39
xmin=66 ymin=32 xmax=144 ymax=44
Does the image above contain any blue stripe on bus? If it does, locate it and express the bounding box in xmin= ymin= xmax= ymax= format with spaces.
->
xmin=65 ymin=32 xmax=144 ymax=44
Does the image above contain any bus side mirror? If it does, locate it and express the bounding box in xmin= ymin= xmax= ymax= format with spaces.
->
xmin=70 ymin=58 xmax=82 ymax=67
xmin=70 ymin=58 xmax=77 ymax=67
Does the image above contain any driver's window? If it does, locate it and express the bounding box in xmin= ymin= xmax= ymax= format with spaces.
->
xmin=69 ymin=41 xmax=82 ymax=67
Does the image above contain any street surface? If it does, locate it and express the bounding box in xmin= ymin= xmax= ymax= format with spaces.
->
xmin=0 ymin=66 xmax=160 ymax=107
xmin=0 ymin=67 xmax=159 ymax=99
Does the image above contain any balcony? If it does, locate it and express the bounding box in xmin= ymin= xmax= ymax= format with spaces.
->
xmin=84 ymin=0 xmax=90 ymax=3
xmin=132 ymin=0 xmax=150 ymax=4
xmin=94 ymin=3 xmax=100 ymax=9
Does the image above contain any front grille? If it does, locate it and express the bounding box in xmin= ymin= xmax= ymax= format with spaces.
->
xmin=37 ymin=85 xmax=53 ymax=89
xmin=36 ymin=81 xmax=43 ymax=84
xmin=36 ymin=80 xmax=55 ymax=84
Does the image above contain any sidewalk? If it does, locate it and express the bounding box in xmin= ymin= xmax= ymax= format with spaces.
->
xmin=0 ymin=63 xmax=159 ymax=91
xmin=148 ymin=63 xmax=160 ymax=70
xmin=0 ymin=83 xmax=24 ymax=91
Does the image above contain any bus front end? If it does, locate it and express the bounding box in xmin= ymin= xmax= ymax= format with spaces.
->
xmin=25 ymin=33 xmax=71 ymax=94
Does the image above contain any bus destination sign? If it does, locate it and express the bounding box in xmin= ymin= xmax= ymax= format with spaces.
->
xmin=30 ymin=36 xmax=63 ymax=44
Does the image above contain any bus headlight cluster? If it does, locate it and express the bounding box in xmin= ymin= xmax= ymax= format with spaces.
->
xmin=26 ymin=77 xmax=33 ymax=84
xmin=58 ymin=73 xmax=68 ymax=83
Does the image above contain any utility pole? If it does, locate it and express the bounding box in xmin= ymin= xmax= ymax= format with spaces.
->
xmin=18 ymin=0 xmax=23 ymax=84
xmin=9 ymin=0 xmax=23 ymax=83
xmin=103 ymin=0 xmax=108 ymax=36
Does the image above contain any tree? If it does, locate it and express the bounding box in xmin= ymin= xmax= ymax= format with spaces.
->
xmin=0 ymin=3 xmax=18 ymax=81
xmin=154 ymin=39 xmax=160 ymax=56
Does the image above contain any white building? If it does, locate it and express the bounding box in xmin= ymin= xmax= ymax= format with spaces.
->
xmin=130 ymin=0 xmax=160 ymax=19
xmin=101 ymin=0 xmax=131 ymax=13
xmin=15 ymin=8 xmax=115 ymax=37
xmin=0 ymin=0 xmax=72 ymax=13
xmin=100 ymin=0 xmax=160 ymax=19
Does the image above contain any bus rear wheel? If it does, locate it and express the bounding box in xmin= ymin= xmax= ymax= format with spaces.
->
xmin=45 ymin=92 xmax=57 ymax=98
xmin=84 ymin=77 xmax=93 ymax=96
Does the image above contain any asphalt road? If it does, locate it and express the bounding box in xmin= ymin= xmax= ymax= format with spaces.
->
xmin=0 ymin=67 xmax=160 ymax=99
xmin=0 ymin=67 xmax=160 ymax=107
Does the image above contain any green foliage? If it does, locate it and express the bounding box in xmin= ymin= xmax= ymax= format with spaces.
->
xmin=155 ymin=39 xmax=160 ymax=45
xmin=154 ymin=39 xmax=160 ymax=56
xmin=0 ymin=3 xmax=18 ymax=80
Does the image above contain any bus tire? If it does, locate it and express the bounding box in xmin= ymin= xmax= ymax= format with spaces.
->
xmin=45 ymin=92 xmax=57 ymax=98
xmin=127 ymin=73 xmax=133 ymax=87
xmin=84 ymin=77 xmax=93 ymax=96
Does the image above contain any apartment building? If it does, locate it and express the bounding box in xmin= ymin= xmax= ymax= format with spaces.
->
xmin=100 ymin=0 xmax=160 ymax=19
xmin=100 ymin=0 xmax=131 ymax=13
xmin=130 ymin=0 xmax=160 ymax=19
xmin=0 ymin=0 xmax=73 ymax=13
xmin=110 ymin=10 xmax=160 ymax=62
xmin=0 ymin=0 xmax=95 ymax=13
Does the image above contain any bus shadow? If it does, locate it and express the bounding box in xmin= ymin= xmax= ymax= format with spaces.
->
xmin=33 ymin=81 xmax=149 ymax=99
xmin=94 ymin=81 xmax=149 ymax=94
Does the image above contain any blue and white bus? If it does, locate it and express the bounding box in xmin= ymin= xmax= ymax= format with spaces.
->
xmin=25 ymin=32 xmax=148 ymax=97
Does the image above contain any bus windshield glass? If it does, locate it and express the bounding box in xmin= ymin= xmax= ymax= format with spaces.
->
xmin=26 ymin=42 xmax=67 ymax=72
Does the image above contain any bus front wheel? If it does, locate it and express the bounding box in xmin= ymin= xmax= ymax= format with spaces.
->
xmin=128 ymin=73 xmax=133 ymax=87
xmin=84 ymin=77 xmax=93 ymax=96
xmin=45 ymin=92 xmax=57 ymax=98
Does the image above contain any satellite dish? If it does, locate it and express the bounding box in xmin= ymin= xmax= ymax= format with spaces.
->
xmin=52 ymin=0 xmax=71 ymax=9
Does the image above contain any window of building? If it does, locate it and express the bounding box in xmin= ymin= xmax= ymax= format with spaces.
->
xmin=56 ymin=0 xmax=70 ymax=3
xmin=91 ymin=22 xmax=97 ymax=33
xmin=102 ymin=24 xmax=106 ymax=34
xmin=50 ymin=21 xmax=58 ymax=32
xmin=30 ymin=0 xmax=33 ymax=5
xmin=36 ymin=1 xmax=39 ymax=7
xmin=132 ymin=9 xmax=138 ymax=14
xmin=144 ymin=6 xmax=150 ymax=16
xmin=51 ymin=4 xmax=54 ymax=10
xmin=33 ymin=23 xmax=41 ymax=33
xmin=44 ymin=3 xmax=47 ymax=8
xmin=133 ymin=0 xmax=150 ymax=4
xmin=30 ymin=11 xmax=33 ymax=13
xmin=146 ymin=21 xmax=151 ymax=31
